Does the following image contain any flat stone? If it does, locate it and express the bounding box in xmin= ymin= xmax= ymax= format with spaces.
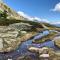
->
xmin=28 ymin=47 xmax=39 ymax=52
xmin=39 ymin=54 xmax=49 ymax=58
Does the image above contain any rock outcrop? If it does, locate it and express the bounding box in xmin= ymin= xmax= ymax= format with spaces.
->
xmin=0 ymin=26 xmax=20 ymax=52
xmin=28 ymin=47 xmax=60 ymax=60
xmin=0 ymin=2 xmax=26 ymax=20
xmin=9 ymin=23 xmax=32 ymax=31
xmin=54 ymin=39 xmax=60 ymax=48
xmin=0 ymin=22 xmax=37 ymax=52
xmin=53 ymin=36 xmax=60 ymax=48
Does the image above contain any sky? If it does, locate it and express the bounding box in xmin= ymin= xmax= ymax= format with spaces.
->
xmin=3 ymin=0 xmax=60 ymax=23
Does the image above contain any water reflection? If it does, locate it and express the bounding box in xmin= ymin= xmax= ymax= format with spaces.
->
xmin=0 ymin=30 xmax=60 ymax=60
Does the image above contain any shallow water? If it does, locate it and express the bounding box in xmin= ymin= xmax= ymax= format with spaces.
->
xmin=0 ymin=30 xmax=60 ymax=60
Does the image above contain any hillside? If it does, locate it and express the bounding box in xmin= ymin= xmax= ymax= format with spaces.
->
xmin=0 ymin=2 xmax=26 ymax=20
xmin=0 ymin=2 xmax=59 ymax=29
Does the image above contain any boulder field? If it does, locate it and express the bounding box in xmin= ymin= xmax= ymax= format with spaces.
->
xmin=0 ymin=23 xmax=37 ymax=52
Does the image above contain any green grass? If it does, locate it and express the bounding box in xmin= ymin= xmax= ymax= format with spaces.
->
xmin=0 ymin=18 xmax=38 ymax=25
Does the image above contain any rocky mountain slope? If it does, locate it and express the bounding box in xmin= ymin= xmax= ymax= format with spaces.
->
xmin=0 ymin=1 xmax=58 ymax=29
xmin=0 ymin=1 xmax=60 ymax=53
xmin=0 ymin=2 xmax=26 ymax=20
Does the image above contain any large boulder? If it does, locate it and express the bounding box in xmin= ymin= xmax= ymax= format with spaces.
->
xmin=9 ymin=23 xmax=32 ymax=31
xmin=28 ymin=46 xmax=60 ymax=60
xmin=0 ymin=26 xmax=21 ymax=52
xmin=54 ymin=39 xmax=60 ymax=48
xmin=53 ymin=36 xmax=60 ymax=48
xmin=3 ymin=37 xmax=21 ymax=52
xmin=0 ymin=23 xmax=36 ymax=52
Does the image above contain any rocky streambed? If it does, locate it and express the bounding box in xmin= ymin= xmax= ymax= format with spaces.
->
xmin=0 ymin=24 xmax=60 ymax=60
xmin=16 ymin=30 xmax=60 ymax=60
xmin=28 ymin=47 xmax=60 ymax=60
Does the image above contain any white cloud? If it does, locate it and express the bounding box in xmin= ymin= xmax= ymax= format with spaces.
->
xmin=17 ymin=11 xmax=49 ymax=23
xmin=51 ymin=2 xmax=60 ymax=12
xmin=17 ymin=11 xmax=33 ymax=20
xmin=33 ymin=17 xmax=41 ymax=21
xmin=32 ymin=17 xmax=49 ymax=23
xmin=41 ymin=19 xmax=50 ymax=23
xmin=51 ymin=21 xmax=60 ymax=24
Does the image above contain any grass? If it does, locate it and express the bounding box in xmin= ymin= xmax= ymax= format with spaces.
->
xmin=0 ymin=18 xmax=45 ymax=33
xmin=0 ymin=18 xmax=43 ymax=26
xmin=0 ymin=17 xmax=60 ymax=32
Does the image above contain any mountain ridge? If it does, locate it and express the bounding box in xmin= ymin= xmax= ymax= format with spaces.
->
xmin=0 ymin=2 xmax=26 ymax=20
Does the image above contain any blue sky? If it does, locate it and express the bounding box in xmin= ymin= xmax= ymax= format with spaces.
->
xmin=3 ymin=0 xmax=60 ymax=23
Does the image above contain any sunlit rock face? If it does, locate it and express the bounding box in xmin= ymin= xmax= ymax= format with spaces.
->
xmin=9 ymin=23 xmax=32 ymax=31
xmin=0 ymin=23 xmax=34 ymax=52
xmin=0 ymin=26 xmax=20 ymax=52
xmin=54 ymin=39 xmax=60 ymax=48
xmin=53 ymin=36 xmax=60 ymax=48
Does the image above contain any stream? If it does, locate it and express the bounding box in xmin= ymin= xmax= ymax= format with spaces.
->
xmin=0 ymin=30 xmax=60 ymax=60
